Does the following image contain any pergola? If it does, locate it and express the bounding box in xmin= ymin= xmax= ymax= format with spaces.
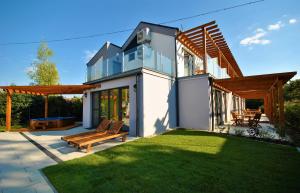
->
xmin=177 ymin=20 xmax=243 ymax=78
xmin=214 ymin=72 xmax=297 ymax=128
xmin=0 ymin=84 xmax=100 ymax=131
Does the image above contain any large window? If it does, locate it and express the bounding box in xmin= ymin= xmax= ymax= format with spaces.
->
xmin=92 ymin=87 xmax=130 ymax=128
xmin=214 ymin=90 xmax=223 ymax=125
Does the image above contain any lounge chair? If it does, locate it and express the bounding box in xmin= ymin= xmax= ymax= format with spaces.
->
xmin=61 ymin=118 xmax=111 ymax=143
xmin=247 ymin=112 xmax=262 ymax=136
xmin=71 ymin=121 xmax=128 ymax=153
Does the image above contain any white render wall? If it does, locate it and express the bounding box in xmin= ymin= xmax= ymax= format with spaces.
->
xmin=141 ymin=69 xmax=177 ymax=136
xmin=178 ymin=75 xmax=211 ymax=130
xmin=82 ymin=76 xmax=138 ymax=136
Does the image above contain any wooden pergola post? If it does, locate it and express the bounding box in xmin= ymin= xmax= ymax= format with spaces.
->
xmin=278 ymin=80 xmax=285 ymax=132
xmin=202 ymin=27 xmax=207 ymax=73
xmin=45 ymin=95 xmax=48 ymax=118
xmin=6 ymin=89 xmax=13 ymax=132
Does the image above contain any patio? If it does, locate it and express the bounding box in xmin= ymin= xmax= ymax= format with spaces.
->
xmin=22 ymin=126 xmax=137 ymax=161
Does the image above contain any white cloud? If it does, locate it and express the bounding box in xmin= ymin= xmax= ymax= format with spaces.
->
xmin=83 ymin=50 xmax=97 ymax=63
xmin=24 ymin=66 xmax=34 ymax=73
xmin=240 ymin=28 xmax=271 ymax=46
xmin=289 ymin=18 xmax=297 ymax=24
xmin=268 ymin=21 xmax=284 ymax=31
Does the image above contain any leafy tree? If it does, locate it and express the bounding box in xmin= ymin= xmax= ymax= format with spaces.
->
xmin=284 ymin=79 xmax=300 ymax=101
xmin=27 ymin=42 xmax=60 ymax=85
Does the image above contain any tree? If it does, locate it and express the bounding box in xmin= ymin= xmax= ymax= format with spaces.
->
xmin=284 ymin=79 xmax=300 ymax=101
xmin=27 ymin=42 xmax=60 ymax=85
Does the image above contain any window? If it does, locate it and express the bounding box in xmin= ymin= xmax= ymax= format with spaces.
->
xmin=128 ymin=53 xmax=135 ymax=61
xmin=92 ymin=87 xmax=130 ymax=128
xmin=184 ymin=50 xmax=194 ymax=76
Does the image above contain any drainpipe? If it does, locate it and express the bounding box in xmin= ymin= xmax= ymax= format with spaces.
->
xmin=174 ymin=37 xmax=180 ymax=127
xmin=135 ymin=74 xmax=139 ymax=137
xmin=209 ymin=77 xmax=214 ymax=132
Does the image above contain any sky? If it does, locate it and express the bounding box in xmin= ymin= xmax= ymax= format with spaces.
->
xmin=0 ymin=0 xmax=300 ymax=86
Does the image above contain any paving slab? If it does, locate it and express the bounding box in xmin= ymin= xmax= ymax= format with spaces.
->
xmin=23 ymin=126 xmax=137 ymax=161
xmin=0 ymin=132 xmax=57 ymax=193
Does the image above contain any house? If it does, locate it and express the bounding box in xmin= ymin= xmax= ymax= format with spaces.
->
xmin=82 ymin=21 xmax=296 ymax=137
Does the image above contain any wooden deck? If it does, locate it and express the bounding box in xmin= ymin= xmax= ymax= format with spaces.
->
xmin=9 ymin=123 xmax=80 ymax=132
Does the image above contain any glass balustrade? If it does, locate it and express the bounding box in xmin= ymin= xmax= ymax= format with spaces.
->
xmin=87 ymin=45 xmax=175 ymax=82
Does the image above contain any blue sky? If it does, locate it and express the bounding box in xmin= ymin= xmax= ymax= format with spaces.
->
xmin=0 ymin=0 xmax=299 ymax=86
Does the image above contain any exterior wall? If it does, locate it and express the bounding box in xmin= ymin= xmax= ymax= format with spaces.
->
xmin=83 ymin=75 xmax=139 ymax=136
xmin=178 ymin=75 xmax=211 ymax=130
xmin=150 ymin=32 xmax=176 ymax=62
xmin=141 ymin=69 xmax=177 ymax=136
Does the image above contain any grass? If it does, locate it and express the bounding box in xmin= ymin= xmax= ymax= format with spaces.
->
xmin=43 ymin=130 xmax=300 ymax=193
xmin=0 ymin=124 xmax=25 ymax=132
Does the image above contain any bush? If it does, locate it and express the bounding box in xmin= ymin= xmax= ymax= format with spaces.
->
xmin=285 ymin=101 xmax=300 ymax=145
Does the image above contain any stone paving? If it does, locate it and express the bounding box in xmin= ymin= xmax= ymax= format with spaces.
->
xmin=0 ymin=126 xmax=137 ymax=193
xmin=24 ymin=127 xmax=137 ymax=161
xmin=0 ymin=132 xmax=57 ymax=193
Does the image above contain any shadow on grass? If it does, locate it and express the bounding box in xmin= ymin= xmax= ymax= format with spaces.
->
xmin=43 ymin=130 xmax=300 ymax=193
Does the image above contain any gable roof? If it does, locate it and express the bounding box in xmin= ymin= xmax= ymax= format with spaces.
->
xmin=86 ymin=42 xmax=121 ymax=66
xmin=122 ymin=21 xmax=179 ymax=50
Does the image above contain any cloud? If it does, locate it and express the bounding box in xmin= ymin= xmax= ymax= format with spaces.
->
xmin=24 ymin=66 xmax=34 ymax=73
xmin=83 ymin=50 xmax=97 ymax=63
xmin=289 ymin=18 xmax=297 ymax=24
xmin=267 ymin=21 xmax=284 ymax=31
xmin=240 ymin=28 xmax=271 ymax=46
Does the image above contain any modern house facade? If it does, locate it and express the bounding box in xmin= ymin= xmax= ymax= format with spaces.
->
xmin=82 ymin=21 xmax=248 ymax=137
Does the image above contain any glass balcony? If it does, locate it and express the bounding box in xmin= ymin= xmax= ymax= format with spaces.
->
xmin=207 ymin=56 xmax=229 ymax=79
xmin=87 ymin=45 xmax=175 ymax=82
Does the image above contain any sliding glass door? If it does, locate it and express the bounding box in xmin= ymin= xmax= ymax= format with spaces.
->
xmin=92 ymin=87 xmax=130 ymax=128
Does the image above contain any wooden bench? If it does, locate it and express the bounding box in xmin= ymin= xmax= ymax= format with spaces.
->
xmin=72 ymin=132 xmax=128 ymax=153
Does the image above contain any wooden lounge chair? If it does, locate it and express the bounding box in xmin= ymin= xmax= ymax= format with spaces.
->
xmin=61 ymin=118 xmax=111 ymax=143
xmin=247 ymin=112 xmax=262 ymax=136
xmin=71 ymin=121 xmax=127 ymax=153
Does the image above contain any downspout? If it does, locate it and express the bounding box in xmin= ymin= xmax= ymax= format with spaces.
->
xmin=174 ymin=36 xmax=180 ymax=127
xmin=209 ymin=77 xmax=214 ymax=132
xmin=135 ymin=74 xmax=139 ymax=137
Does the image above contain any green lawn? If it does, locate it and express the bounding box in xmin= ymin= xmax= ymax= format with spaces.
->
xmin=0 ymin=125 xmax=24 ymax=132
xmin=43 ymin=130 xmax=300 ymax=193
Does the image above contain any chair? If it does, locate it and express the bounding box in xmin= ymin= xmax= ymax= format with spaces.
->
xmin=71 ymin=121 xmax=127 ymax=153
xmin=62 ymin=118 xmax=111 ymax=143
xmin=231 ymin=111 xmax=244 ymax=126
xmin=247 ymin=113 xmax=262 ymax=136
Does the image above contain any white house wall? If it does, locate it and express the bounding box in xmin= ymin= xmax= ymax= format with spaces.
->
xmin=178 ymin=75 xmax=211 ymax=130
xmin=82 ymin=76 xmax=139 ymax=136
xmin=141 ymin=69 xmax=177 ymax=136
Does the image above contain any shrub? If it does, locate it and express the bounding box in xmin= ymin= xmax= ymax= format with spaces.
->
xmin=285 ymin=101 xmax=300 ymax=145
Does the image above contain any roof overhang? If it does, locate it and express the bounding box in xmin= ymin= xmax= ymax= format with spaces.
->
xmin=214 ymin=71 xmax=297 ymax=99
xmin=0 ymin=84 xmax=100 ymax=95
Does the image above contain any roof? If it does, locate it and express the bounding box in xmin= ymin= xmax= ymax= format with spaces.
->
xmin=214 ymin=71 xmax=297 ymax=99
xmin=86 ymin=42 xmax=121 ymax=66
xmin=0 ymin=85 xmax=100 ymax=95
xmin=177 ymin=21 xmax=243 ymax=77
xmin=122 ymin=21 xmax=179 ymax=50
